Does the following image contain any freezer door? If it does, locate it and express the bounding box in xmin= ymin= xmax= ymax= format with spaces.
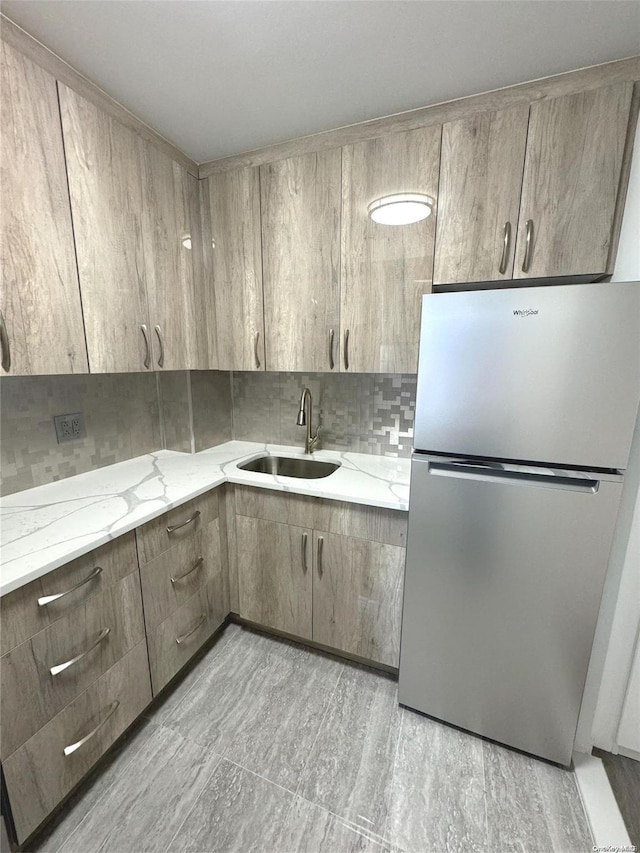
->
xmin=399 ymin=455 xmax=623 ymax=766
xmin=413 ymin=281 xmax=640 ymax=469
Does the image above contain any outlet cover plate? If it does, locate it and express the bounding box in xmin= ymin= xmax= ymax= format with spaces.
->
xmin=53 ymin=413 xmax=86 ymax=443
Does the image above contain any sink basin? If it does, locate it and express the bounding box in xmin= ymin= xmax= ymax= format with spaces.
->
xmin=238 ymin=455 xmax=341 ymax=479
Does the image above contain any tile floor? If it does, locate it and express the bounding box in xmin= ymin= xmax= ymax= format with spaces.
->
xmin=28 ymin=623 xmax=593 ymax=853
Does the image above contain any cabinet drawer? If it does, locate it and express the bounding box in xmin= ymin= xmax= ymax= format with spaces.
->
xmin=234 ymin=486 xmax=315 ymax=528
xmin=1 ymin=533 xmax=138 ymax=656
xmin=147 ymin=576 xmax=229 ymax=695
xmin=1 ymin=571 xmax=145 ymax=759
xmin=3 ymin=641 xmax=151 ymax=845
xmin=136 ymin=491 xmax=219 ymax=565
xmin=140 ymin=517 xmax=222 ymax=632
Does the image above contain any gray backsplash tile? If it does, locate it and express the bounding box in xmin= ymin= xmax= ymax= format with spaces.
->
xmin=191 ymin=371 xmax=233 ymax=452
xmin=231 ymin=371 xmax=416 ymax=457
xmin=158 ymin=371 xmax=192 ymax=453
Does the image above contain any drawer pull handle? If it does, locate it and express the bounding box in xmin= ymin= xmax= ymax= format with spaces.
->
xmin=38 ymin=566 xmax=103 ymax=607
xmin=176 ymin=613 xmax=206 ymax=644
xmin=171 ymin=556 xmax=204 ymax=584
xmin=63 ymin=699 xmax=120 ymax=757
xmin=166 ymin=510 xmax=200 ymax=534
xmin=317 ymin=535 xmax=324 ymax=578
xmin=50 ymin=627 xmax=111 ymax=676
xmin=301 ymin=532 xmax=308 ymax=573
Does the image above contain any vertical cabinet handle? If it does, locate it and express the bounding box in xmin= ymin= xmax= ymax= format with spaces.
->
xmin=154 ymin=325 xmax=164 ymax=368
xmin=0 ymin=310 xmax=10 ymax=372
xmin=317 ymin=536 xmax=324 ymax=578
xmin=522 ymin=219 xmax=534 ymax=273
xmin=328 ymin=329 xmax=335 ymax=370
xmin=63 ymin=700 xmax=120 ymax=756
xmin=254 ymin=331 xmax=261 ymax=369
xmin=498 ymin=221 xmax=512 ymax=275
xmin=140 ymin=324 xmax=151 ymax=369
xmin=344 ymin=330 xmax=349 ymax=370
xmin=301 ymin=532 xmax=308 ymax=573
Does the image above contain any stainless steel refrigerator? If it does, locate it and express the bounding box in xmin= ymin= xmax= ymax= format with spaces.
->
xmin=398 ymin=281 xmax=640 ymax=766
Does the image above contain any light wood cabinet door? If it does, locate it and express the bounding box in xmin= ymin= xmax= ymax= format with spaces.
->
xmin=236 ymin=515 xmax=312 ymax=639
xmin=0 ymin=42 xmax=87 ymax=376
xmin=434 ymin=106 xmax=529 ymax=285
xmin=312 ymin=531 xmax=405 ymax=667
xmin=141 ymin=147 xmax=209 ymax=369
xmin=261 ymin=151 xmax=341 ymax=372
xmin=59 ymin=84 xmax=152 ymax=373
xmin=514 ymin=83 xmax=634 ymax=279
xmin=204 ymin=168 xmax=264 ymax=370
xmin=341 ymin=127 xmax=441 ymax=373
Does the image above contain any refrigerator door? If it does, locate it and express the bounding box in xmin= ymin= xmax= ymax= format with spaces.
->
xmin=399 ymin=455 xmax=623 ymax=766
xmin=413 ymin=281 xmax=640 ymax=469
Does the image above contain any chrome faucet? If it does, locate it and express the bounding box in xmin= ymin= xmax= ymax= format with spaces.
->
xmin=296 ymin=387 xmax=320 ymax=454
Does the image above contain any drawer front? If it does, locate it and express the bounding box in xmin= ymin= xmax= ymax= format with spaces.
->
xmin=147 ymin=575 xmax=229 ymax=695
xmin=234 ymin=486 xmax=315 ymax=528
xmin=140 ymin=517 xmax=222 ymax=632
xmin=1 ymin=571 xmax=145 ymax=759
xmin=1 ymin=533 xmax=138 ymax=656
xmin=3 ymin=641 xmax=151 ymax=844
xmin=136 ymin=491 xmax=220 ymax=565
xmin=313 ymin=500 xmax=408 ymax=547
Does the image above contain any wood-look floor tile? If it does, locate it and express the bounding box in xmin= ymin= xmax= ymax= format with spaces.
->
xmin=26 ymin=718 xmax=159 ymax=853
xmin=297 ymin=663 xmax=402 ymax=836
xmin=385 ymin=709 xmax=487 ymax=852
xmin=483 ymin=741 xmax=555 ymax=853
xmin=534 ymin=759 xmax=593 ymax=851
xmin=277 ymin=796 xmax=396 ymax=852
xmin=56 ymin=725 xmax=221 ymax=853
xmin=166 ymin=759 xmax=294 ymax=853
xmin=163 ymin=628 xmax=343 ymax=791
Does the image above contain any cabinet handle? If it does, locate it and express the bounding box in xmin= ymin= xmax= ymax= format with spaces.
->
xmin=317 ymin=535 xmax=324 ymax=578
xmin=522 ymin=219 xmax=534 ymax=273
xmin=154 ymin=324 xmax=164 ymax=368
xmin=166 ymin=509 xmax=200 ymax=534
xmin=171 ymin=556 xmax=204 ymax=584
xmin=0 ymin=310 xmax=10 ymax=372
xmin=63 ymin=700 xmax=119 ymax=757
xmin=38 ymin=566 xmax=102 ymax=607
xmin=176 ymin=612 xmax=206 ymax=644
xmin=254 ymin=331 xmax=261 ymax=369
xmin=498 ymin=221 xmax=512 ymax=275
xmin=328 ymin=329 xmax=335 ymax=370
xmin=301 ymin=532 xmax=308 ymax=573
xmin=344 ymin=330 xmax=349 ymax=370
xmin=50 ymin=627 xmax=111 ymax=676
xmin=140 ymin=324 xmax=151 ymax=369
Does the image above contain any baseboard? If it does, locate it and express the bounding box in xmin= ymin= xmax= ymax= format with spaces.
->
xmin=618 ymin=745 xmax=640 ymax=762
xmin=573 ymin=751 xmax=632 ymax=848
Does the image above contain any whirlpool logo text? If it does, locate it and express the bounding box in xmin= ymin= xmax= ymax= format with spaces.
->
xmin=513 ymin=309 xmax=539 ymax=317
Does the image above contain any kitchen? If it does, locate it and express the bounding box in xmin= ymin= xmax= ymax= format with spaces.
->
xmin=1 ymin=2 xmax=639 ymax=851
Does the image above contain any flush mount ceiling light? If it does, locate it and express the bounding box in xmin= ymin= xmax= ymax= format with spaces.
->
xmin=367 ymin=193 xmax=434 ymax=225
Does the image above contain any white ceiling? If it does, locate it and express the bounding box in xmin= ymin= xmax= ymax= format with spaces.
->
xmin=2 ymin=1 xmax=639 ymax=163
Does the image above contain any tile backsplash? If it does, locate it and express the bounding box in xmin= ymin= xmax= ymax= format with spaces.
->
xmin=232 ymin=372 xmax=416 ymax=457
xmin=0 ymin=373 xmax=161 ymax=496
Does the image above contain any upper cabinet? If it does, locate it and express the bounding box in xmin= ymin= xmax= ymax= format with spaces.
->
xmin=434 ymin=106 xmax=529 ymax=285
xmin=261 ymin=151 xmax=341 ymax=372
xmin=0 ymin=42 xmax=88 ymax=376
xmin=514 ymin=83 xmax=634 ymax=280
xmin=204 ymin=168 xmax=264 ymax=371
xmin=341 ymin=127 xmax=441 ymax=374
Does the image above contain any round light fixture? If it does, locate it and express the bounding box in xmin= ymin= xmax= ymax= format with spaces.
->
xmin=367 ymin=193 xmax=434 ymax=225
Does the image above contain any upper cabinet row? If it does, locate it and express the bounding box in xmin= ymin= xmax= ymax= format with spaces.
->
xmin=205 ymin=80 xmax=634 ymax=374
xmin=1 ymin=42 xmax=212 ymax=376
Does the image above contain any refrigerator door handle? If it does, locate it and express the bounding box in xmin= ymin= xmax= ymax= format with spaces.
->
xmin=427 ymin=461 xmax=599 ymax=494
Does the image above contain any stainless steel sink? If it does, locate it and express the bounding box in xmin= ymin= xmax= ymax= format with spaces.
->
xmin=238 ymin=455 xmax=340 ymax=479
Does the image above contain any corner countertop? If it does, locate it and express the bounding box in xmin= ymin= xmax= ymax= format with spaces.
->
xmin=0 ymin=441 xmax=410 ymax=597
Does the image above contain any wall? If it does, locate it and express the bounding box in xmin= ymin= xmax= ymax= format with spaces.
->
xmin=231 ymin=371 xmax=416 ymax=457
xmin=575 ymin=112 xmax=640 ymax=756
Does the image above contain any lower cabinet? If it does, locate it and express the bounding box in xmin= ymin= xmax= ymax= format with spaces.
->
xmin=234 ymin=487 xmax=407 ymax=667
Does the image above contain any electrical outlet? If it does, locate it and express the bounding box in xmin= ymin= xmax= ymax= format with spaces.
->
xmin=53 ymin=413 xmax=86 ymax=444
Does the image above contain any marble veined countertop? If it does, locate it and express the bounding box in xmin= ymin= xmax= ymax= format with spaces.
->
xmin=0 ymin=441 xmax=410 ymax=597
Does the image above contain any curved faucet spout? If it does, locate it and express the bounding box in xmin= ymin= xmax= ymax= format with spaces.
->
xmin=297 ymin=387 xmax=319 ymax=454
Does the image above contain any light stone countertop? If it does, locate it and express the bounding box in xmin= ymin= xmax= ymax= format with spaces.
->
xmin=0 ymin=441 xmax=410 ymax=597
